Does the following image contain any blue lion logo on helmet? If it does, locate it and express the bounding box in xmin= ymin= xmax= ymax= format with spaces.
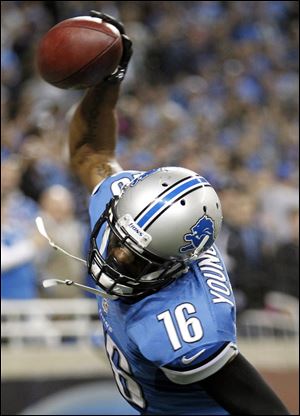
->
xmin=180 ymin=215 xmax=215 ymax=254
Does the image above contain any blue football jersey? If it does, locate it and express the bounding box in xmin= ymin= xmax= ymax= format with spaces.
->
xmin=89 ymin=171 xmax=238 ymax=415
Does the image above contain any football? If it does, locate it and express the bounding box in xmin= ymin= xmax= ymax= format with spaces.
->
xmin=36 ymin=16 xmax=123 ymax=89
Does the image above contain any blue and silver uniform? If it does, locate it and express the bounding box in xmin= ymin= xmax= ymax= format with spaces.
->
xmin=89 ymin=171 xmax=238 ymax=415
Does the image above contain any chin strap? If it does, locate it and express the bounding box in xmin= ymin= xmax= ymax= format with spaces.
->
xmin=190 ymin=235 xmax=210 ymax=260
xmin=35 ymin=217 xmax=117 ymax=300
xmin=36 ymin=217 xmax=87 ymax=264
xmin=42 ymin=278 xmax=117 ymax=299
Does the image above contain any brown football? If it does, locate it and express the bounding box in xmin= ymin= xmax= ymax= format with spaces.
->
xmin=36 ymin=16 xmax=123 ymax=89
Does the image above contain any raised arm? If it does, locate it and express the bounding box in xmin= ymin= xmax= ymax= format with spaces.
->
xmin=69 ymin=82 xmax=122 ymax=192
xmin=68 ymin=11 xmax=132 ymax=193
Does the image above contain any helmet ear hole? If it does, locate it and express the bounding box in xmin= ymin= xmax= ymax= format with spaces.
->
xmin=180 ymin=199 xmax=186 ymax=206
xmin=162 ymin=182 xmax=168 ymax=187
xmin=203 ymin=205 xmax=207 ymax=213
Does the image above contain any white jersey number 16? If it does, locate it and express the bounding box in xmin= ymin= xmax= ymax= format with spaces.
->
xmin=157 ymin=302 xmax=203 ymax=350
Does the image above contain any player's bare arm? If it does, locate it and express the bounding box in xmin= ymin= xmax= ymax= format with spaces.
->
xmin=69 ymin=11 xmax=132 ymax=193
xmin=69 ymin=82 xmax=122 ymax=192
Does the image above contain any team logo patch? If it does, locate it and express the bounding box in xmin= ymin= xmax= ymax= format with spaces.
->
xmin=102 ymin=298 xmax=109 ymax=314
xmin=180 ymin=215 xmax=215 ymax=253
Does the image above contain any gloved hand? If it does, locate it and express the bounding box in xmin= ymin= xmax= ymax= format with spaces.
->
xmin=89 ymin=10 xmax=133 ymax=83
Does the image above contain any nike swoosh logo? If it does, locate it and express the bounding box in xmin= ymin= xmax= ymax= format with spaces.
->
xmin=181 ymin=348 xmax=206 ymax=365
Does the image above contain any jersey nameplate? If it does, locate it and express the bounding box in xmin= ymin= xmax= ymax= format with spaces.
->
xmin=198 ymin=246 xmax=234 ymax=307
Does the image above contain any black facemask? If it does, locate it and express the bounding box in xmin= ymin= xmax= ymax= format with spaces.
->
xmin=87 ymin=199 xmax=186 ymax=298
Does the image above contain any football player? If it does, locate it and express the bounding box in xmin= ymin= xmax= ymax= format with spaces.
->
xmin=67 ymin=11 xmax=290 ymax=415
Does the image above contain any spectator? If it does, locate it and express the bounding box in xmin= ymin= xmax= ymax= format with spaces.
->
xmin=270 ymin=208 xmax=299 ymax=298
xmin=1 ymin=156 xmax=41 ymax=298
xmin=258 ymin=167 xmax=299 ymax=247
xmin=225 ymin=192 xmax=271 ymax=310
xmin=37 ymin=185 xmax=86 ymax=298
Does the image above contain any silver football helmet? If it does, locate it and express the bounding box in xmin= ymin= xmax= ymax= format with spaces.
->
xmin=88 ymin=167 xmax=223 ymax=297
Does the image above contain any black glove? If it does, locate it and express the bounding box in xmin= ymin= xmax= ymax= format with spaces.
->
xmin=89 ymin=10 xmax=133 ymax=83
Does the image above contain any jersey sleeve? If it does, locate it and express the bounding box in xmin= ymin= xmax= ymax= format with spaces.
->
xmin=160 ymin=341 xmax=238 ymax=385
xmin=89 ymin=170 xmax=142 ymax=228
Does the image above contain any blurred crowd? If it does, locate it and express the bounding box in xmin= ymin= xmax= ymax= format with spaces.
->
xmin=1 ymin=1 xmax=299 ymax=315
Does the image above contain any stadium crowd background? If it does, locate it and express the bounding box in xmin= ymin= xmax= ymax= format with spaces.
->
xmin=1 ymin=1 xmax=299 ymax=318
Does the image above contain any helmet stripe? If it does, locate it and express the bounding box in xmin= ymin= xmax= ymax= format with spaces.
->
xmin=136 ymin=177 xmax=209 ymax=228
xmin=144 ymin=184 xmax=210 ymax=231
xmin=134 ymin=175 xmax=193 ymax=221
